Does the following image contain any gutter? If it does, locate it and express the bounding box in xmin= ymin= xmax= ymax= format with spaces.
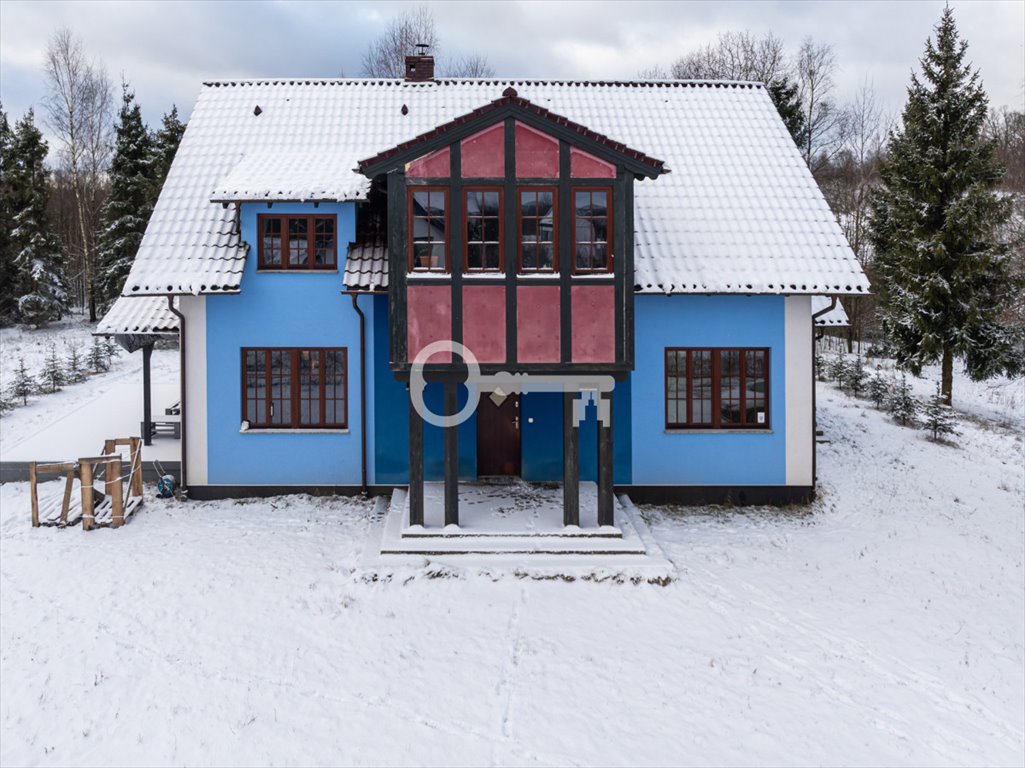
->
xmin=809 ymin=296 xmax=838 ymax=487
xmin=342 ymin=290 xmax=370 ymax=495
xmin=167 ymin=296 xmax=188 ymax=493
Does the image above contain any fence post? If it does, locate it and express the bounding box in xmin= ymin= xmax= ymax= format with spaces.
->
xmin=29 ymin=463 xmax=39 ymax=528
xmin=81 ymin=461 xmax=94 ymax=531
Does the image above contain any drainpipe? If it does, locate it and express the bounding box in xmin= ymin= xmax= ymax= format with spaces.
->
xmin=810 ymin=296 xmax=838 ymax=487
xmin=167 ymin=296 xmax=188 ymax=493
xmin=343 ymin=291 xmax=369 ymax=496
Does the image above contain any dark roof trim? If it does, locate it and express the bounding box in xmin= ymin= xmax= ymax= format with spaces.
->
xmin=356 ymin=90 xmax=668 ymax=179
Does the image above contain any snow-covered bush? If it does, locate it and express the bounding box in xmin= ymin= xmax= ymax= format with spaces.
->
xmin=922 ymin=385 xmax=960 ymax=442
xmin=88 ymin=337 xmax=111 ymax=373
xmin=829 ymin=353 xmax=851 ymax=388
xmin=888 ymin=374 xmax=919 ymax=426
xmin=815 ymin=351 xmax=828 ymax=382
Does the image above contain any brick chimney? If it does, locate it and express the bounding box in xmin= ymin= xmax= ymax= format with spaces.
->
xmin=405 ymin=44 xmax=435 ymax=82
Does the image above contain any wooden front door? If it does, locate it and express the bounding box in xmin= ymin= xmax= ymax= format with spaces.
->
xmin=477 ymin=392 xmax=521 ymax=476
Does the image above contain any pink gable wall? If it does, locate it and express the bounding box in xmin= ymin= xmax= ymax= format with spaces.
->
xmin=462 ymin=285 xmax=506 ymax=363
xmin=461 ymin=124 xmax=505 ymax=177
xmin=517 ymin=285 xmax=561 ymax=363
xmin=515 ymin=122 xmax=559 ymax=178
xmin=407 ymin=147 xmax=451 ymax=178
xmin=571 ymin=285 xmax=615 ymax=362
xmin=570 ymin=147 xmax=616 ymax=178
xmin=407 ymin=285 xmax=452 ymax=362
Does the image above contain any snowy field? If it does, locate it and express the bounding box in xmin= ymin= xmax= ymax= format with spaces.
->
xmin=1 ymin=333 xmax=1023 ymax=766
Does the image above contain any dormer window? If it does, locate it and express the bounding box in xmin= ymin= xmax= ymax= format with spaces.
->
xmin=258 ymin=214 xmax=337 ymax=270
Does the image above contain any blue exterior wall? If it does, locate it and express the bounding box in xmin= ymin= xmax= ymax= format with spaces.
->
xmin=205 ymin=201 xmax=365 ymax=485
xmin=631 ymin=294 xmax=787 ymax=485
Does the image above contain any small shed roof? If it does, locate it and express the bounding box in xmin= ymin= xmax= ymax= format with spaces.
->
xmin=95 ymin=296 xmax=180 ymax=337
xmin=812 ymin=296 xmax=850 ymax=327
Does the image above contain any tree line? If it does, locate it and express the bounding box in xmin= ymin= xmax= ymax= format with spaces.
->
xmin=0 ymin=29 xmax=184 ymax=328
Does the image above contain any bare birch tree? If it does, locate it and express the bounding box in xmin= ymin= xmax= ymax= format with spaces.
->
xmin=796 ymin=37 xmax=848 ymax=172
xmin=43 ymin=28 xmax=113 ymax=321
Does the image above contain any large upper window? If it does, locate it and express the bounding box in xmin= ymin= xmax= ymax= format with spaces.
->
xmin=464 ymin=188 xmax=502 ymax=272
xmin=243 ymin=347 xmax=347 ymax=429
xmin=258 ymin=215 xmax=336 ymax=270
xmin=573 ymin=188 xmax=611 ymax=273
xmin=665 ymin=348 xmax=769 ymax=429
xmin=518 ymin=188 xmax=557 ymax=272
xmin=408 ymin=187 xmax=448 ymax=272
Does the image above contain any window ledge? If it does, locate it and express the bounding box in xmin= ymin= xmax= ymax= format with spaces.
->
xmin=572 ymin=273 xmax=614 ymax=279
xmin=462 ymin=273 xmax=505 ymax=279
xmin=407 ymin=272 xmax=450 ymax=279
xmin=517 ymin=273 xmax=560 ymax=279
xmin=664 ymin=428 xmax=773 ymax=435
xmin=240 ymin=428 xmax=350 ymax=435
xmin=256 ymin=269 xmax=339 ymax=274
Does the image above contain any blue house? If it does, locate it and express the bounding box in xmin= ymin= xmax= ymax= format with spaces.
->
xmin=100 ymin=54 xmax=868 ymax=524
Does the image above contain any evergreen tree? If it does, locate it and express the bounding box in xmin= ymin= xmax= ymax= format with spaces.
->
xmin=922 ymin=384 xmax=959 ymax=441
xmin=767 ymin=74 xmax=805 ymax=147
xmin=9 ymin=358 xmax=35 ymax=405
xmin=9 ymin=110 xmax=67 ymax=327
xmin=829 ymin=352 xmax=850 ymax=388
xmin=0 ymin=388 xmax=14 ymax=415
xmin=151 ymin=104 xmax=185 ymax=195
xmin=95 ymin=85 xmax=156 ymax=312
xmin=88 ymin=336 xmax=111 ymax=373
xmin=104 ymin=337 xmax=121 ymax=364
xmin=37 ymin=344 xmax=66 ymax=393
xmin=847 ymin=355 xmax=868 ymax=396
xmin=0 ymin=104 xmax=19 ymax=324
xmin=888 ymin=374 xmax=919 ymax=426
xmin=867 ymin=371 xmax=891 ymax=409
xmin=871 ymin=7 xmax=1023 ymax=405
xmin=64 ymin=344 xmax=88 ymax=383
xmin=814 ymin=350 xmax=828 ymax=382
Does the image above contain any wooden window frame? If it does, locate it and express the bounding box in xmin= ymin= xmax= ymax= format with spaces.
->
xmin=257 ymin=214 xmax=337 ymax=270
xmin=571 ymin=186 xmax=613 ymax=274
xmin=664 ymin=347 xmax=771 ymax=430
xmin=516 ymin=186 xmax=559 ymax=273
xmin=463 ymin=186 xmax=504 ymax=273
xmin=407 ymin=186 xmax=450 ymax=273
xmin=241 ymin=347 xmax=348 ymax=429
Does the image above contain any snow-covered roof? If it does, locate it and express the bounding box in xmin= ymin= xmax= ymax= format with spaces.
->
xmin=812 ymin=296 xmax=849 ymax=327
xmin=95 ymin=296 xmax=179 ymax=336
xmin=344 ymin=240 xmax=388 ymax=291
xmin=122 ymin=78 xmax=869 ymax=297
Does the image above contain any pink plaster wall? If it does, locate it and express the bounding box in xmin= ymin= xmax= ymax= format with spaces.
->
xmin=570 ymin=147 xmax=616 ymax=178
xmin=407 ymin=285 xmax=452 ymax=362
xmin=407 ymin=147 xmax=451 ymax=178
xmin=515 ymin=122 xmax=559 ymax=178
xmin=461 ymin=124 xmax=505 ymax=177
xmin=571 ymin=284 xmax=615 ymax=362
xmin=517 ymin=285 xmax=561 ymax=363
xmin=462 ymin=286 xmax=506 ymax=363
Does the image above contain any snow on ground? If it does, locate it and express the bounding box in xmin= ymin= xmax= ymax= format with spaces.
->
xmin=1 ymin=364 xmax=1023 ymax=765
xmin=0 ymin=317 xmax=180 ymax=462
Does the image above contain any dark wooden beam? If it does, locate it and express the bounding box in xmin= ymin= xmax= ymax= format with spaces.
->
xmin=444 ymin=381 xmax=459 ymax=527
xmin=409 ymin=397 xmax=424 ymax=526
xmin=563 ymin=391 xmax=579 ymax=526
xmin=597 ymin=391 xmax=614 ymax=527
xmin=142 ymin=344 xmax=153 ymax=447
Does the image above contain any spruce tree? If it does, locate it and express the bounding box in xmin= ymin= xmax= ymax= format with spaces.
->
xmin=88 ymin=336 xmax=111 ymax=373
xmin=0 ymin=388 xmax=13 ymax=415
xmin=847 ymin=355 xmax=868 ymax=397
xmin=767 ymin=75 xmax=805 ymax=147
xmin=871 ymin=7 xmax=1023 ymax=405
xmin=829 ymin=352 xmax=850 ymax=388
xmin=0 ymin=104 xmax=19 ymax=324
xmin=96 ymin=85 xmax=156 ymax=312
xmin=867 ymin=371 xmax=891 ymax=409
xmin=888 ymin=374 xmax=919 ymax=426
xmin=64 ymin=344 xmax=88 ymax=383
xmin=37 ymin=345 xmax=67 ymax=394
xmin=9 ymin=358 xmax=35 ymax=405
xmin=922 ymin=384 xmax=959 ymax=441
xmin=151 ymin=105 xmax=185 ymax=196
xmin=9 ymin=110 xmax=67 ymax=327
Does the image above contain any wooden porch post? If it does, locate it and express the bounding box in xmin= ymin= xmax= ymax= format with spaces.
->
xmin=443 ymin=381 xmax=459 ymax=527
xmin=563 ymin=392 xmax=579 ymax=526
xmin=597 ymin=391 xmax=614 ymax=527
xmin=142 ymin=344 xmax=153 ymax=446
xmin=408 ymin=397 xmax=424 ymax=527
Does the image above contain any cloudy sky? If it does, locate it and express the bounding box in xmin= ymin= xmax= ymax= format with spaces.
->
xmin=1 ymin=0 xmax=1022 ymax=138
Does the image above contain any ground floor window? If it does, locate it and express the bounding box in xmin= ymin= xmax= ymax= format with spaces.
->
xmin=242 ymin=348 xmax=347 ymax=429
xmin=665 ymin=348 xmax=769 ymax=429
